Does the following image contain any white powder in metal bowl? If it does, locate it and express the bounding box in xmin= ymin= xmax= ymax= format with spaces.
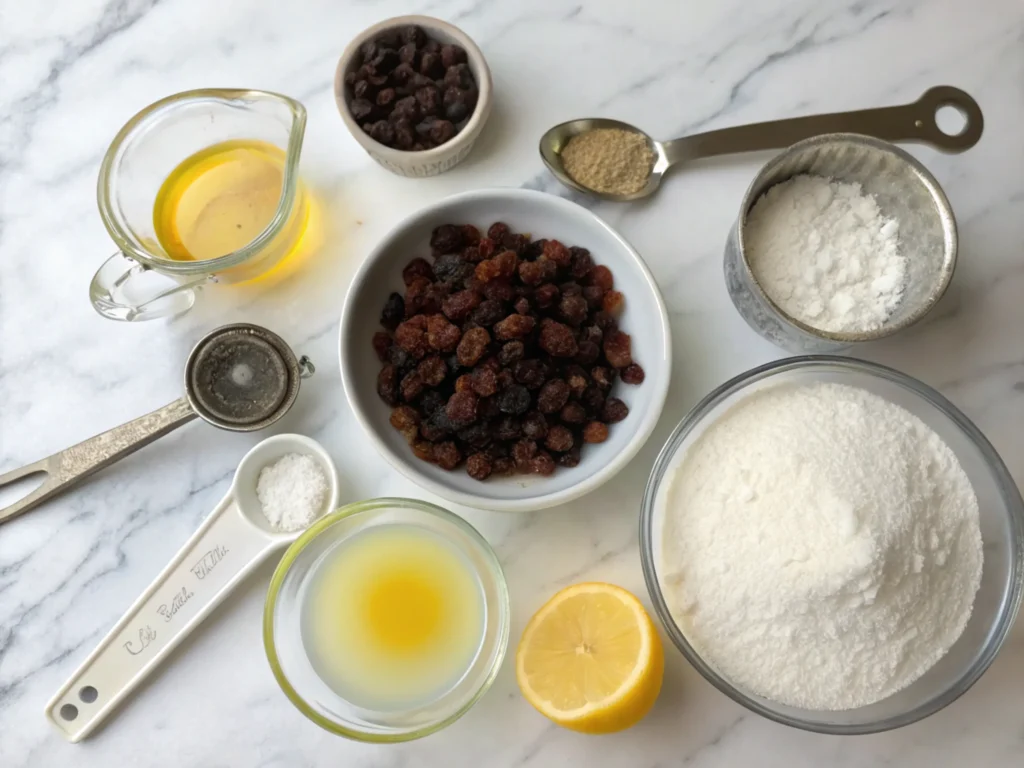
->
xmin=660 ymin=382 xmax=982 ymax=710
xmin=745 ymin=174 xmax=906 ymax=333
xmin=257 ymin=453 xmax=329 ymax=532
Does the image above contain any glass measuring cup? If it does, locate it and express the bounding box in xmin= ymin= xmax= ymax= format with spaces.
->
xmin=0 ymin=324 xmax=314 ymax=525
xmin=90 ymin=89 xmax=309 ymax=321
xmin=45 ymin=433 xmax=341 ymax=742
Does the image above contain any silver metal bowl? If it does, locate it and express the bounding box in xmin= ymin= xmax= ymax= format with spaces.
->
xmin=724 ymin=134 xmax=957 ymax=352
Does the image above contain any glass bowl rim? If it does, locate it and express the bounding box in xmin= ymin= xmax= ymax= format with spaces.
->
xmin=263 ymin=496 xmax=511 ymax=742
xmin=639 ymin=354 xmax=1024 ymax=734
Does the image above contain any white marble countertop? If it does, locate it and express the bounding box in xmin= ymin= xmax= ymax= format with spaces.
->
xmin=1 ymin=0 xmax=1022 ymax=765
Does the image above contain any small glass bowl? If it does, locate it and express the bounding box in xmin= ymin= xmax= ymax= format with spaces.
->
xmin=263 ymin=497 xmax=510 ymax=742
xmin=640 ymin=356 xmax=1024 ymax=734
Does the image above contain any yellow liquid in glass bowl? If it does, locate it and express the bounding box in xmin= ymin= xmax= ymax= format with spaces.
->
xmin=301 ymin=525 xmax=486 ymax=711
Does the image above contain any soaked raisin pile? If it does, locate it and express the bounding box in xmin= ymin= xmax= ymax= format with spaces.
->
xmin=344 ymin=25 xmax=478 ymax=151
xmin=373 ymin=222 xmax=644 ymax=480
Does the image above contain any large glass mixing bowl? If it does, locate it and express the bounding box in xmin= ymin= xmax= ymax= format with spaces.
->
xmin=640 ymin=356 xmax=1023 ymax=734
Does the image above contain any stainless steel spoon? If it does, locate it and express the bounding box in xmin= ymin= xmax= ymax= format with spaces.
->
xmin=539 ymin=86 xmax=983 ymax=201
xmin=0 ymin=324 xmax=314 ymax=525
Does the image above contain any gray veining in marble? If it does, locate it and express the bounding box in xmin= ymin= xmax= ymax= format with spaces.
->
xmin=1 ymin=0 xmax=1022 ymax=766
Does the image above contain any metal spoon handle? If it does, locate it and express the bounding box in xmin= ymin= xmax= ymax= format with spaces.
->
xmin=0 ymin=398 xmax=197 ymax=525
xmin=664 ymin=86 xmax=982 ymax=165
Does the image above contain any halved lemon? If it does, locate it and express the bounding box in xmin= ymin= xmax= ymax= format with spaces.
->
xmin=516 ymin=582 xmax=664 ymax=734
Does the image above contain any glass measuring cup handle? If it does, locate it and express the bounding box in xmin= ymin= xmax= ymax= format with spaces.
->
xmin=90 ymin=251 xmax=213 ymax=322
xmin=0 ymin=397 xmax=197 ymax=525
xmin=44 ymin=495 xmax=282 ymax=742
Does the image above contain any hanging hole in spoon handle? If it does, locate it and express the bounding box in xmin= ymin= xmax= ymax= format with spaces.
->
xmin=909 ymin=86 xmax=984 ymax=152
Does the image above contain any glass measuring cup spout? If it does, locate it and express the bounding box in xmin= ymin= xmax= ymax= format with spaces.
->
xmin=91 ymin=89 xmax=308 ymax=321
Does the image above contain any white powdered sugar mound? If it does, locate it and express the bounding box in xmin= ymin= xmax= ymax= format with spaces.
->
xmin=660 ymin=382 xmax=982 ymax=710
xmin=745 ymin=174 xmax=905 ymax=333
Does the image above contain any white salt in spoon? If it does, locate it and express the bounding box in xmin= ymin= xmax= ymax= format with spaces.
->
xmin=45 ymin=433 xmax=340 ymax=742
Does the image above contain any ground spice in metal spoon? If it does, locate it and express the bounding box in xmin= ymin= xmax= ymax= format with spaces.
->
xmin=561 ymin=128 xmax=654 ymax=195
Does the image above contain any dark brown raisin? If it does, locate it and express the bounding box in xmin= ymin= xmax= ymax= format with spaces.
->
xmin=413 ymin=355 xmax=446 ymax=387
xmin=565 ymin=365 xmax=589 ymax=397
xmin=375 ymin=87 xmax=397 ymax=109
xmin=388 ymin=344 xmax=414 ymax=372
xmin=574 ymin=341 xmax=600 ymax=366
xmin=537 ymin=379 xmax=570 ymax=413
xmin=454 ymin=374 xmax=473 ymax=393
xmin=493 ymin=457 xmax=516 ymax=475
xmin=478 ymin=355 xmax=501 ymax=373
xmin=380 ymin=292 xmax=405 ymax=329
xmin=525 ymin=238 xmax=547 ymax=260
xmin=395 ymin=319 xmax=428 ymax=358
xmin=372 ymin=331 xmax=392 ymax=362
xmin=430 ymin=224 xmax=463 ymax=253
xmin=513 ymin=359 xmax=548 ymax=390
xmin=542 ymin=239 xmax=572 ymax=268
xmin=420 ymin=408 xmax=454 ymax=441
xmin=470 ymin=367 xmax=499 ymax=397
xmin=512 ymin=438 xmax=538 ymax=470
xmin=457 ymin=422 xmax=492 ymax=449
xmin=377 ymin=364 xmax=399 ymax=405
xmin=402 ymin=257 xmax=434 ymax=285
xmin=479 ymin=394 xmax=501 ymax=421
xmin=498 ymin=341 xmax=525 ymax=366
xmin=466 ymin=453 xmax=492 ymax=480
xmin=621 ymin=364 xmax=646 ymax=384
xmin=531 ymin=451 xmax=556 ymax=476
xmin=522 ymin=411 xmax=548 ymax=440
xmin=433 ymin=252 xmax=473 ymax=284
xmin=475 ymin=250 xmax=518 ymax=282
xmin=579 ymin=325 xmax=603 ymax=345
xmin=502 ymin=233 xmax=531 ymax=256
xmin=560 ymin=281 xmax=582 ymax=297
xmin=602 ymin=398 xmax=629 ymax=423
xmin=400 ymin=369 xmax=425 ymax=401
xmin=434 ymin=441 xmax=462 ymax=470
xmin=398 ymin=42 xmax=419 ymax=65
xmin=389 ymin=405 xmax=420 ymax=442
xmin=368 ymin=119 xmax=395 ymax=145
xmin=391 ymin=62 xmax=416 ymax=86
xmin=569 ymin=246 xmax=593 ymax=279
xmin=539 ymin=319 xmax=578 ymax=357
xmin=582 ymin=385 xmax=606 ymax=415
xmin=587 ymin=265 xmax=614 ymax=291
xmin=427 ymin=314 xmax=461 ymax=352
xmin=404 ymin=276 xmax=431 ymax=316
xmin=456 ymin=326 xmax=490 ymax=366
xmin=428 ymin=119 xmax=456 ymax=144
xmin=440 ymin=43 xmax=467 ymax=68
xmin=591 ymin=367 xmax=615 ymax=390
xmin=603 ymin=330 xmax=633 ymax=368
xmin=497 ymin=384 xmax=531 ymax=415
xmin=582 ymin=285 xmax=605 ymax=310
xmin=495 ymin=416 xmax=522 ymax=442
xmin=558 ymin=293 xmax=589 ymax=326
xmin=420 ymin=51 xmax=444 ymax=78
xmin=470 ymin=299 xmax=505 ymax=327
xmin=534 ymin=283 xmax=560 ymax=308
xmin=445 ymin=390 xmax=479 ymax=428
xmin=544 ymin=425 xmax=574 ymax=453
xmin=518 ymin=260 xmax=545 ymax=286
xmin=494 ymin=314 xmax=536 ymax=340
xmin=594 ymin=310 xmax=618 ymax=332
xmin=514 ymin=296 xmax=531 ymax=315
xmin=583 ymin=421 xmax=609 ymax=443
xmin=415 ymin=84 xmax=441 ymax=116
xmin=497 ymin=369 xmax=516 ymax=390
xmin=460 ymin=224 xmax=481 ymax=245
xmin=487 ymin=222 xmax=510 ymax=242
xmin=558 ymin=445 xmax=581 ymax=468
xmin=481 ymin=279 xmax=516 ymax=303
xmin=412 ymin=439 xmax=435 ymax=462
xmin=420 ymin=390 xmax=446 ymax=415
xmin=560 ymin=401 xmax=587 ymax=425
xmin=350 ymin=98 xmax=375 ymax=122
xmin=442 ymin=288 xmax=482 ymax=322
xmin=602 ymin=290 xmax=625 ymax=314
xmin=477 ymin=237 xmax=496 ymax=260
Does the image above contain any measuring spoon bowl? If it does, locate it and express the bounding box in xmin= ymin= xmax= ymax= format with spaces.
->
xmin=45 ymin=433 xmax=340 ymax=742
xmin=540 ymin=86 xmax=983 ymax=201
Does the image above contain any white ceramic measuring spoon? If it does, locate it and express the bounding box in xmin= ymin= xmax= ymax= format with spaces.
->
xmin=44 ymin=433 xmax=340 ymax=742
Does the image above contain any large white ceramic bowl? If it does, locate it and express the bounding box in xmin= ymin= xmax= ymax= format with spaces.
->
xmin=340 ymin=189 xmax=671 ymax=512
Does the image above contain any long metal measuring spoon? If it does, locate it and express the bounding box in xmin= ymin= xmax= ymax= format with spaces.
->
xmin=45 ymin=432 xmax=340 ymax=742
xmin=539 ymin=85 xmax=983 ymax=201
xmin=0 ymin=323 xmax=314 ymax=525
